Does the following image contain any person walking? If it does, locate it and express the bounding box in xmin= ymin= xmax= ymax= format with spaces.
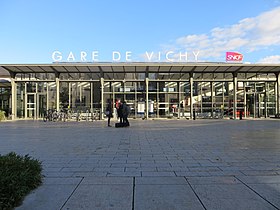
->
xmin=106 ymin=99 xmax=113 ymax=127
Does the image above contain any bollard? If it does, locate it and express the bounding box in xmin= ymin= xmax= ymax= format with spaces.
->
xmin=239 ymin=110 xmax=242 ymax=120
xmin=193 ymin=110 xmax=196 ymax=120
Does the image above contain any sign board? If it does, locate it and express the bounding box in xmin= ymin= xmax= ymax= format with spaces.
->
xmin=226 ymin=52 xmax=243 ymax=62
xmin=137 ymin=102 xmax=145 ymax=114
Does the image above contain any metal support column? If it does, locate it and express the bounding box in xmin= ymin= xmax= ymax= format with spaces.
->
xmin=243 ymin=82 xmax=247 ymax=118
xmin=200 ymin=83 xmax=203 ymax=115
xmin=157 ymin=82 xmax=159 ymax=118
xmin=189 ymin=73 xmax=193 ymax=119
xmin=90 ymin=82 xmax=93 ymax=113
xmin=55 ymin=76 xmax=60 ymax=112
xmin=211 ymin=82 xmax=214 ymax=118
xmin=35 ymin=83 xmax=38 ymax=119
xmin=11 ymin=77 xmax=16 ymax=120
xmin=145 ymin=77 xmax=149 ymax=119
xmin=145 ymin=67 xmax=149 ymax=120
xmin=233 ymin=73 xmax=238 ymax=120
xmin=134 ymin=82 xmax=137 ymax=119
xmin=113 ymin=82 xmax=117 ymax=120
xmin=254 ymin=83 xmax=256 ymax=118
xmin=24 ymin=83 xmax=27 ymax=119
xmin=276 ymin=73 xmax=280 ymax=115
xmin=222 ymin=82 xmax=225 ymax=118
xmin=46 ymin=83 xmax=49 ymax=111
xmin=79 ymin=84 xmax=82 ymax=103
xmin=69 ymin=82 xmax=71 ymax=109
xmin=101 ymin=77 xmax=104 ymax=120
xmin=265 ymin=82 xmax=267 ymax=118
xmin=177 ymin=82 xmax=180 ymax=119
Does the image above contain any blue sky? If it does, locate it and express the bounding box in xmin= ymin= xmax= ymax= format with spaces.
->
xmin=1 ymin=0 xmax=280 ymax=63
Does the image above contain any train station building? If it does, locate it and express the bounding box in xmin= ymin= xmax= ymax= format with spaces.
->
xmin=0 ymin=63 xmax=279 ymax=120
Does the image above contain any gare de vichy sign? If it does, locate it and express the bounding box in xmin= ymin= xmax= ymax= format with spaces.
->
xmin=51 ymin=50 xmax=200 ymax=62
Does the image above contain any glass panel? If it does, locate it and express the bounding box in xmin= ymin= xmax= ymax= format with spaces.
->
xmin=267 ymin=82 xmax=276 ymax=116
xmin=113 ymin=82 xmax=123 ymax=93
xmin=214 ymin=82 xmax=224 ymax=118
xmin=0 ymin=86 xmax=11 ymax=118
xmin=27 ymin=94 xmax=35 ymax=118
xmin=201 ymin=82 xmax=211 ymax=118
xmin=16 ymin=83 xmax=25 ymax=118
xmin=48 ymin=82 xmax=57 ymax=110
xmin=60 ymin=82 xmax=70 ymax=109
xmin=26 ymin=82 xmax=36 ymax=92
xmin=104 ymin=82 xmax=111 ymax=92
xmin=149 ymin=82 xmax=157 ymax=92
xmin=224 ymin=82 xmax=233 ymax=118
xmin=70 ymin=82 xmax=91 ymax=111
xmin=124 ymin=82 xmax=135 ymax=93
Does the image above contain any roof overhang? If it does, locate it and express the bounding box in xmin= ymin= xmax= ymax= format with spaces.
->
xmin=0 ymin=79 xmax=11 ymax=88
xmin=0 ymin=63 xmax=279 ymax=75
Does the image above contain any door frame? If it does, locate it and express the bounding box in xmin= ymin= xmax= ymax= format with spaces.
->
xmin=25 ymin=93 xmax=36 ymax=119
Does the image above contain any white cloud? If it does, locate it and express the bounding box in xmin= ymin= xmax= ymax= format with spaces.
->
xmin=257 ymin=55 xmax=280 ymax=63
xmin=165 ymin=7 xmax=280 ymax=62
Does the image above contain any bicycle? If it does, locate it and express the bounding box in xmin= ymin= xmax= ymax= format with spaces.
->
xmin=43 ymin=109 xmax=53 ymax=122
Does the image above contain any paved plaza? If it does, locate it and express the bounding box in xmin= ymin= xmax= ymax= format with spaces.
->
xmin=1 ymin=119 xmax=280 ymax=210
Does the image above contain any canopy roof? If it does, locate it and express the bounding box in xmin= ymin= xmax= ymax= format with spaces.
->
xmin=0 ymin=79 xmax=11 ymax=88
xmin=0 ymin=63 xmax=279 ymax=75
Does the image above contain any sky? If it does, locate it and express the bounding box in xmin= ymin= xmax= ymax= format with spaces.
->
xmin=1 ymin=0 xmax=280 ymax=64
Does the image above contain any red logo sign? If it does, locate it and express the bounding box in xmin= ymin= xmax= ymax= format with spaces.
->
xmin=226 ymin=52 xmax=243 ymax=62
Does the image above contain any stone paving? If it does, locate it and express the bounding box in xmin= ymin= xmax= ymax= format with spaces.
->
xmin=0 ymin=119 xmax=280 ymax=210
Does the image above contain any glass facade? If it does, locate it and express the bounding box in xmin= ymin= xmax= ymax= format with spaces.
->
xmin=1 ymin=65 xmax=279 ymax=120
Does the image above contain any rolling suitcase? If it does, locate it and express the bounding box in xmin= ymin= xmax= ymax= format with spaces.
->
xmin=124 ymin=121 xmax=130 ymax=127
xmin=115 ymin=122 xmax=125 ymax=128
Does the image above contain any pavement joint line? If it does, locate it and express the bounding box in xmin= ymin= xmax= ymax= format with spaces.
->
xmin=235 ymin=176 xmax=280 ymax=210
xmin=184 ymin=176 xmax=207 ymax=210
xmin=59 ymin=177 xmax=84 ymax=210
xmin=132 ymin=177 xmax=135 ymax=210
xmin=239 ymin=170 xmax=247 ymax=176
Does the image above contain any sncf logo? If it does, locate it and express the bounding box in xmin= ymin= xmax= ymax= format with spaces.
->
xmin=226 ymin=52 xmax=243 ymax=62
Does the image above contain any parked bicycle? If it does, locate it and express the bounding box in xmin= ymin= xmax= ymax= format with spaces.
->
xmin=43 ymin=109 xmax=68 ymax=122
xmin=43 ymin=109 xmax=54 ymax=122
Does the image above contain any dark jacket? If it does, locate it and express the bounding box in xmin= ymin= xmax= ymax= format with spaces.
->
xmin=106 ymin=103 xmax=113 ymax=117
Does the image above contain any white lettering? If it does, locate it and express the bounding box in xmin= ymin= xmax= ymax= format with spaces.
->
xmin=126 ymin=51 xmax=132 ymax=61
xmin=166 ymin=51 xmax=174 ymax=62
xmin=145 ymin=51 xmax=154 ymax=61
xmin=51 ymin=50 xmax=201 ymax=62
xmin=52 ymin=51 xmax=62 ymax=62
xmin=67 ymin=52 xmax=75 ymax=62
xmin=112 ymin=51 xmax=121 ymax=61
xmin=92 ymin=51 xmax=99 ymax=61
xmin=80 ymin=51 xmax=87 ymax=62
xmin=179 ymin=52 xmax=188 ymax=61
xmin=193 ymin=51 xmax=199 ymax=61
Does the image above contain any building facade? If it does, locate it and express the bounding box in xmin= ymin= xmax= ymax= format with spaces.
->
xmin=0 ymin=63 xmax=279 ymax=120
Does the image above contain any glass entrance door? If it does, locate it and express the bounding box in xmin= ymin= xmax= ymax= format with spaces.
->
xmin=26 ymin=93 xmax=47 ymax=119
xmin=246 ymin=93 xmax=266 ymax=118
xmin=26 ymin=93 xmax=36 ymax=118
xmin=256 ymin=93 xmax=266 ymax=118
xmin=37 ymin=93 xmax=47 ymax=118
